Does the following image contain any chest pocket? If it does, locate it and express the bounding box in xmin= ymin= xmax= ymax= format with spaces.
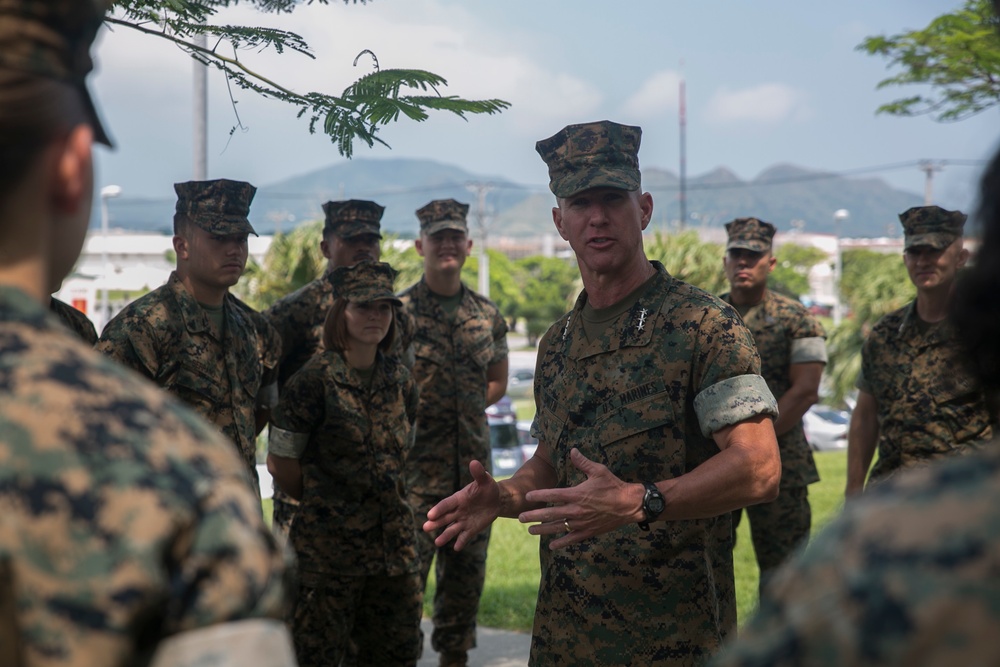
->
xmin=933 ymin=363 xmax=979 ymax=406
xmin=169 ymin=361 xmax=222 ymax=416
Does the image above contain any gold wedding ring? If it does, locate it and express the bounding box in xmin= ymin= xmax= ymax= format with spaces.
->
xmin=564 ymin=518 xmax=572 ymax=533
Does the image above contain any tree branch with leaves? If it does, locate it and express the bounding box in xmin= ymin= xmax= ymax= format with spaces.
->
xmin=858 ymin=0 xmax=1000 ymax=122
xmin=110 ymin=0 xmax=510 ymax=156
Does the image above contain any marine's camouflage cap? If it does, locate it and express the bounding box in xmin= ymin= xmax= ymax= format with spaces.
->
xmin=899 ymin=205 xmax=967 ymax=250
xmin=725 ymin=217 xmax=776 ymax=253
xmin=535 ymin=120 xmax=642 ymax=198
xmin=329 ymin=260 xmax=402 ymax=306
xmin=416 ymin=199 xmax=469 ymax=236
xmin=322 ymin=199 xmax=384 ymax=239
xmin=174 ymin=179 xmax=258 ymax=237
xmin=0 ymin=0 xmax=112 ymax=146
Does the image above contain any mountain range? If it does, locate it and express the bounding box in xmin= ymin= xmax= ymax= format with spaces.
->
xmin=98 ymin=158 xmax=925 ymax=239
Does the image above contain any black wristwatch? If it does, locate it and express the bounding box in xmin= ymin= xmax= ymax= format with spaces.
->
xmin=638 ymin=481 xmax=665 ymax=531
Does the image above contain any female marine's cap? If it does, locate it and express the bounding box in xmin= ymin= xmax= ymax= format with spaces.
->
xmin=329 ymin=261 xmax=402 ymax=306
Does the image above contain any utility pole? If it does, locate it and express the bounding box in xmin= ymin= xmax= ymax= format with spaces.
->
xmin=466 ymin=182 xmax=494 ymax=298
xmin=918 ymin=160 xmax=944 ymax=206
xmin=193 ymin=34 xmax=208 ymax=180
xmin=678 ymin=75 xmax=687 ymax=231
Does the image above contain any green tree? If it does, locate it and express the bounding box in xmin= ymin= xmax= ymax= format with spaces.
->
xmin=858 ymin=0 xmax=1000 ymax=122
xmin=237 ymin=219 xmax=325 ymax=309
xmin=645 ymin=230 xmax=727 ymax=294
xmin=825 ymin=249 xmax=915 ymax=402
xmin=515 ymin=255 xmax=579 ymax=346
xmin=112 ymin=1 xmax=510 ymax=156
xmin=771 ymin=243 xmax=828 ymax=299
xmin=461 ymin=250 xmax=524 ymax=327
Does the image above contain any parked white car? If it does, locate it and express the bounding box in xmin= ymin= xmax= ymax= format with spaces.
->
xmin=802 ymin=405 xmax=850 ymax=451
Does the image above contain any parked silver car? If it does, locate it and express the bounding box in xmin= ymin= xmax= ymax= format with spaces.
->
xmin=802 ymin=405 xmax=850 ymax=451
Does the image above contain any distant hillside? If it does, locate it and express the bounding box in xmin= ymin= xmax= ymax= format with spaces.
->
xmin=98 ymin=158 xmax=925 ymax=239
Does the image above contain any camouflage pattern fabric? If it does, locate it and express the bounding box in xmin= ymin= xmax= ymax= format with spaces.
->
xmin=724 ymin=217 xmax=776 ymax=253
xmin=530 ymin=262 xmax=775 ymax=666
xmin=857 ymin=300 xmax=993 ymax=484
xmin=415 ymin=199 xmax=469 ymax=236
xmin=322 ymin=199 xmax=384 ymax=238
xmin=708 ymin=437 xmax=1000 ymax=667
xmin=269 ymin=349 xmax=420 ymax=664
xmin=720 ymin=289 xmax=825 ymax=489
xmin=96 ymin=272 xmax=280 ymax=492
xmin=399 ymin=277 xmax=507 ymax=654
xmin=293 ymin=574 xmax=423 ymax=667
xmin=722 ymin=290 xmax=824 ymax=591
xmin=265 ymin=271 xmax=415 ymax=533
xmin=329 ymin=260 xmax=401 ymax=304
xmin=0 ymin=286 xmax=290 ymax=666
xmin=899 ymin=205 xmax=966 ymax=250
xmin=173 ymin=179 xmax=258 ymax=237
xmin=535 ymin=120 xmax=642 ymax=198
xmin=731 ymin=486 xmax=811 ymax=593
xmin=48 ymin=296 xmax=97 ymax=345
xmin=0 ymin=0 xmax=112 ymax=145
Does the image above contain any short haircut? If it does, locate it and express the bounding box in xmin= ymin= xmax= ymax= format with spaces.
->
xmin=322 ymin=297 xmax=397 ymax=354
xmin=0 ymin=73 xmax=86 ymax=202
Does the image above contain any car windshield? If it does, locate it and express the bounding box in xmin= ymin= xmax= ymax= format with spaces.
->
xmin=812 ymin=407 xmax=849 ymax=424
xmin=490 ymin=422 xmax=519 ymax=449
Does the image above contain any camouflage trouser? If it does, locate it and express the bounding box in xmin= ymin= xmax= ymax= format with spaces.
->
xmin=271 ymin=486 xmax=298 ymax=539
xmin=291 ymin=572 xmax=423 ymax=667
xmin=411 ymin=492 xmax=491 ymax=655
xmin=732 ymin=485 xmax=811 ymax=594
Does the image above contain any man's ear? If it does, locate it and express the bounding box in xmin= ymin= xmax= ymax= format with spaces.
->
xmin=552 ymin=207 xmax=568 ymax=241
xmin=51 ymin=125 xmax=93 ymax=215
xmin=173 ymin=234 xmax=189 ymax=261
xmin=414 ymin=237 xmax=425 ymax=257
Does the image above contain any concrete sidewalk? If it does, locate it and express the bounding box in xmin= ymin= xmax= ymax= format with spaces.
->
xmin=417 ymin=619 xmax=530 ymax=667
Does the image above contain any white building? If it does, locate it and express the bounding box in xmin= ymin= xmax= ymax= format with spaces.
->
xmin=56 ymin=230 xmax=273 ymax=333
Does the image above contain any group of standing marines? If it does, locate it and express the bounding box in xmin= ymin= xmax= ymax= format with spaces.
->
xmin=7 ymin=0 xmax=998 ymax=663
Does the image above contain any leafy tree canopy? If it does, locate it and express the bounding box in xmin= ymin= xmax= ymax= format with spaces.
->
xmin=858 ymin=0 xmax=1000 ymax=122
xmin=771 ymin=243 xmax=828 ymax=299
xmin=111 ymin=0 xmax=510 ymax=156
xmin=645 ymin=230 xmax=727 ymax=295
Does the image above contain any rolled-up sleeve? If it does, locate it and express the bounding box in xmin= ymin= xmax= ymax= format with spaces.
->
xmin=694 ymin=374 xmax=778 ymax=438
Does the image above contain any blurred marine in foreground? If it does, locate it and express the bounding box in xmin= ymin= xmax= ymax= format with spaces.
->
xmin=0 ymin=1 xmax=294 ymax=664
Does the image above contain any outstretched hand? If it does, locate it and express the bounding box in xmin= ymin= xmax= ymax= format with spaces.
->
xmin=423 ymin=459 xmax=500 ymax=552
xmin=520 ymin=448 xmax=639 ymax=550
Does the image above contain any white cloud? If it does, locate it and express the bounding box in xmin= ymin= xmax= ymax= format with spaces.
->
xmin=620 ymin=70 xmax=682 ymax=118
xmin=705 ymin=83 xmax=809 ymax=124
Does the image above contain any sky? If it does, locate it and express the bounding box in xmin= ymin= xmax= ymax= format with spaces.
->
xmin=90 ymin=0 xmax=1000 ymax=216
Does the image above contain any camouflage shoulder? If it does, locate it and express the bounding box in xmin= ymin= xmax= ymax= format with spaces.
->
xmin=97 ymin=286 xmax=172 ymax=341
xmin=264 ymin=277 xmax=326 ymax=318
xmin=868 ymin=302 xmax=911 ymax=336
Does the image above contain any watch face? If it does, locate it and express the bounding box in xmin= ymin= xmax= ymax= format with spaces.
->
xmin=648 ymin=496 xmax=665 ymax=514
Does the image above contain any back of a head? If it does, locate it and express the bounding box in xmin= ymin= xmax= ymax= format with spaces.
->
xmin=952 ymin=0 xmax=1000 ymax=398
xmin=0 ymin=0 xmax=110 ymax=200
xmin=951 ymin=149 xmax=1000 ymax=397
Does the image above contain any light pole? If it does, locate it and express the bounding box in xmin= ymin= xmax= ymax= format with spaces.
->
xmin=833 ymin=208 xmax=849 ymax=328
xmin=99 ymin=185 xmax=122 ymax=328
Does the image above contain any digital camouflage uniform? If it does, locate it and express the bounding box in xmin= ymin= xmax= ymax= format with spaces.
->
xmin=49 ymin=296 xmax=97 ymax=345
xmin=721 ymin=217 xmax=827 ymax=590
xmin=97 ymin=273 xmax=278 ymax=488
xmin=264 ymin=199 xmax=415 ymax=535
xmin=530 ymin=261 xmax=776 ymax=666
xmin=709 ymin=437 xmax=1000 ymax=667
xmin=857 ymin=206 xmax=993 ymax=486
xmin=400 ymin=199 xmax=509 ymax=658
xmin=858 ymin=300 xmax=992 ymax=482
xmin=269 ymin=262 xmax=422 ymax=667
xmin=0 ymin=286 xmax=291 ymax=666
